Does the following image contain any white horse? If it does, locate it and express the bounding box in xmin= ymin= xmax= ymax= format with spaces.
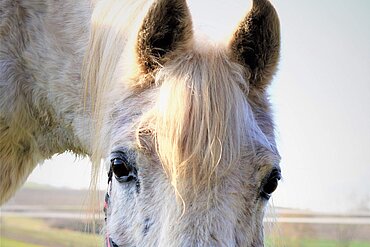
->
xmin=0 ymin=0 xmax=281 ymax=245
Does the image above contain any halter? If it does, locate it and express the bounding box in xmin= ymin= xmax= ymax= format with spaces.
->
xmin=104 ymin=168 xmax=119 ymax=247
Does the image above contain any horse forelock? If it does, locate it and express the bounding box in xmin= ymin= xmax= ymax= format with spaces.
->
xmin=82 ymin=0 xmax=276 ymax=206
xmin=138 ymin=47 xmax=264 ymax=199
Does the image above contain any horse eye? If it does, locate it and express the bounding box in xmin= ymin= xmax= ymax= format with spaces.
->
xmin=111 ymin=157 xmax=137 ymax=182
xmin=260 ymin=169 xmax=281 ymax=200
xmin=112 ymin=158 xmax=129 ymax=177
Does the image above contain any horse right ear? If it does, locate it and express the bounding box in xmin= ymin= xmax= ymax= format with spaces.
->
xmin=229 ymin=0 xmax=280 ymax=92
xmin=136 ymin=0 xmax=193 ymax=76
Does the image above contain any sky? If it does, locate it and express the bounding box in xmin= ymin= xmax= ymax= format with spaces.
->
xmin=27 ymin=0 xmax=370 ymax=213
xmin=270 ymin=0 xmax=370 ymax=212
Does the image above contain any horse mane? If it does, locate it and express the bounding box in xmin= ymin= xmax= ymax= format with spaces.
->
xmin=140 ymin=46 xmax=255 ymax=199
xmin=82 ymin=0 xmax=154 ymax=188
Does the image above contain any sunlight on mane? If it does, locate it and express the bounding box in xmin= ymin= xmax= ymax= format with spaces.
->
xmin=142 ymin=47 xmax=254 ymax=200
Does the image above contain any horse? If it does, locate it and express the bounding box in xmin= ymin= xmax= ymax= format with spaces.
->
xmin=0 ymin=0 xmax=281 ymax=245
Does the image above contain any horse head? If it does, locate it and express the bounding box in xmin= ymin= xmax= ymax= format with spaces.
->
xmin=85 ymin=0 xmax=281 ymax=245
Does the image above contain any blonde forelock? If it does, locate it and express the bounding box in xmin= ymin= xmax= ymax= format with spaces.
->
xmin=141 ymin=47 xmax=253 ymax=199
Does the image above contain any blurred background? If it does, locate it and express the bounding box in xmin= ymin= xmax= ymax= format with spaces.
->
xmin=1 ymin=0 xmax=370 ymax=246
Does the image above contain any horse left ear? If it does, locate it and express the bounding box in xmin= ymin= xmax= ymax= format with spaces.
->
xmin=136 ymin=0 xmax=193 ymax=75
xmin=229 ymin=0 xmax=280 ymax=91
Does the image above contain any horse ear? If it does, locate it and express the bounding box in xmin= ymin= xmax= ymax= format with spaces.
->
xmin=229 ymin=0 xmax=280 ymax=91
xmin=136 ymin=0 xmax=193 ymax=75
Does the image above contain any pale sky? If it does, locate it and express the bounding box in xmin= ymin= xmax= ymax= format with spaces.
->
xmin=27 ymin=0 xmax=370 ymax=213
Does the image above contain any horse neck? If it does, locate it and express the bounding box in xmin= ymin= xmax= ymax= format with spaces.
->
xmin=0 ymin=0 xmax=95 ymax=205
xmin=7 ymin=0 xmax=95 ymax=155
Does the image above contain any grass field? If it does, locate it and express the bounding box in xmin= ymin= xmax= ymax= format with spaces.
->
xmin=266 ymin=237 xmax=370 ymax=247
xmin=0 ymin=216 xmax=102 ymax=247
xmin=2 ymin=186 xmax=370 ymax=247
xmin=0 ymin=238 xmax=45 ymax=247
xmin=2 ymin=216 xmax=370 ymax=247
xmin=265 ymin=221 xmax=370 ymax=247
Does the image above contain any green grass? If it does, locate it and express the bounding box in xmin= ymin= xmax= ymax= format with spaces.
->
xmin=2 ymin=215 xmax=370 ymax=247
xmin=0 ymin=216 xmax=102 ymax=247
xmin=266 ymin=237 xmax=370 ymax=247
xmin=0 ymin=238 xmax=45 ymax=247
